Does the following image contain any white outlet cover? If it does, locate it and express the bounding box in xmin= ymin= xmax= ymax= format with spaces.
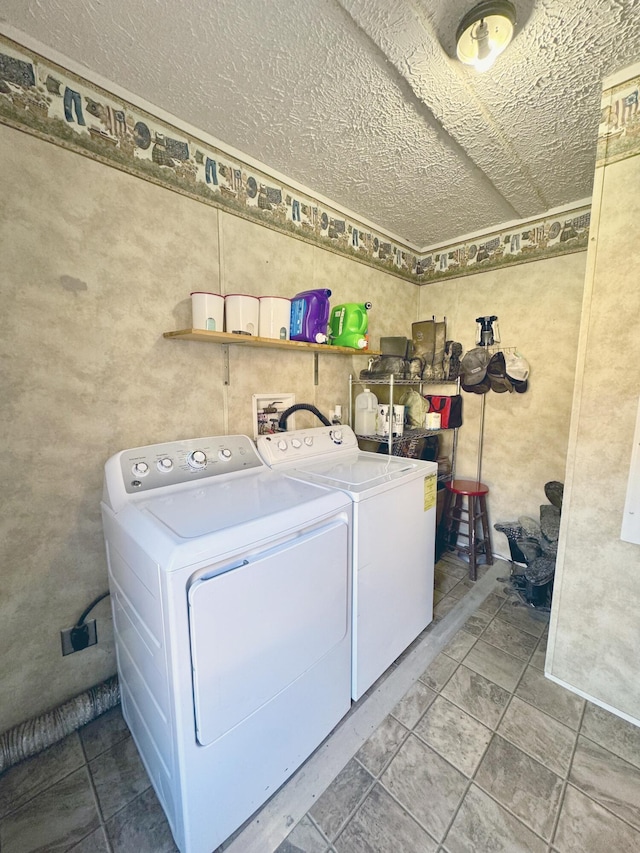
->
xmin=252 ymin=393 xmax=295 ymax=439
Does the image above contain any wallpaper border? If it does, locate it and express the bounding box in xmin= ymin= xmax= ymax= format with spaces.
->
xmin=0 ymin=32 xmax=590 ymax=284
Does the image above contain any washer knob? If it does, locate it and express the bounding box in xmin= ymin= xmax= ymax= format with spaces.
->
xmin=277 ymin=439 xmax=288 ymax=451
xmin=132 ymin=461 xmax=149 ymax=476
xmin=304 ymin=436 xmax=314 ymax=446
xmin=291 ymin=438 xmax=302 ymax=449
xmin=187 ymin=450 xmax=207 ymax=469
xmin=331 ymin=429 xmax=343 ymax=443
xmin=157 ymin=457 xmax=173 ymax=472
xmin=218 ymin=448 xmax=232 ymax=461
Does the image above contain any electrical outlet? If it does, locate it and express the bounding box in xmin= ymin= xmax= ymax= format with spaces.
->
xmin=60 ymin=620 xmax=97 ymax=656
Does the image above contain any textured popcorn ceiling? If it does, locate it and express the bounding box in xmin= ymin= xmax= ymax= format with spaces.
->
xmin=3 ymin=0 xmax=640 ymax=247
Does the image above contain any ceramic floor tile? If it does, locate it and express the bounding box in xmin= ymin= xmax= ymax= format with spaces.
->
xmin=413 ymin=695 xmax=492 ymax=776
xmin=433 ymin=596 xmax=459 ymax=621
xmin=515 ymin=667 xmax=585 ymax=730
xmin=476 ymin=592 xmax=505 ymax=616
xmin=569 ymin=735 xmax=640 ymax=831
xmin=433 ymin=588 xmax=445 ymax=605
xmin=461 ymin=610 xmax=492 ymax=637
xmin=444 ymin=784 xmax=547 ymax=853
xmin=80 ymin=705 xmax=130 ymax=761
xmin=434 ymin=569 xmax=461 ymax=595
xmin=441 ymin=665 xmax=511 ymax=729
xmin=495 ymin=603 xmax=548 ymax=637
xmin=67 ymin=826 xmax=111 ymax=852
xmin=451 ymin=578 xmax=476 ymax=598
xmin=481 ymin=616 xmax=539 ymax=661
xmin=0 ymin=766 xmax=100 ymax=853
xmin=0 ymin=732 xmax=85 ymax=819
xmin=381 ymin=734 xmax=467 ymax=841
xmin=445 ymin=582 xmax=469 ymax=601
xmin=529 ymin=643 xmax=547 ymax=671
xmin=391 ymin=680 xmax=437 ymax=728
xmin=355 ymin=715 xmax=408 ymax=777
xmin=535 ymin=631 xmax=548 ymax=654
xmin=498 ymin=695 xmax=577 ymax=777
xmin=309 ymin=759 xmax=374 ymax=842
xmin=580 ymin=701 xmax=640 ymax=770
xmin=553 ymin=784 xmax=640 ymax=852
xmin=475 ymin=735 xmax=563 ymax=840
xmin=419 ymin=652 xmax=458 ymax=692
xmin=437 ymin=558 xmax=468 ymax=579
xmin=334 ymin=783 xmax=438 ymax=853
xmin=89 ymin=734 xmax=151 ymax=820
xmin=462 ymin=638 xmax=527 ymax=692
xmin=441 ymin=629 xmax=477 ymax=662
xmin=275 ymin=815 xmax=328 ymax=853
xmin=106 ymin=786 xmax=178 ymax=853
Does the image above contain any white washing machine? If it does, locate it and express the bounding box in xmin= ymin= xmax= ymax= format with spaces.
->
xmin=257 ymin=425 xmax=437 ymax=700
xmin=101 ymin=434 xmax=352 ymax=853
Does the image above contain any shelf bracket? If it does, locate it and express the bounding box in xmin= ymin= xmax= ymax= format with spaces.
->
xmin=223 ymin=345 xmax=230 ymax=385
xmin=313 ymin=352 xmax=319 ymax=386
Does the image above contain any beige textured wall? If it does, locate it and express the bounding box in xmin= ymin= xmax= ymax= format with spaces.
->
xmin=0 ymin=123 xmax=418 ymax=733
xmin=418 ymin=254 xmax=587 ymax=558
xmin=547 ymin=150 xmax=640 ymax=723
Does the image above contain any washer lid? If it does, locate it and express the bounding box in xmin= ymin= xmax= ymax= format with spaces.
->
xmin=139 ymin=468 xmax=337 ymax=538
xmin=294 ymin=453 xmax=422 ymax=494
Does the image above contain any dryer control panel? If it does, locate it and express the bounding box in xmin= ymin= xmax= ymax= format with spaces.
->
xmin=105 ymin=435 xmax=264 ymax=503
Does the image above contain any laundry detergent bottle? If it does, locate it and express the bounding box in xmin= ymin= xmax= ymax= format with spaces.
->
xmin=290 ymin=289 xmax=332 ymax=343
xmin=329 ymin=302 xmax=372 ymax=349
xmin=354 ymin=388 xmax=378 ymax=435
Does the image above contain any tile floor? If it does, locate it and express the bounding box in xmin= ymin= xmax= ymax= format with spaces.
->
xmin=1 ymin=553 xmax=640 ymax=853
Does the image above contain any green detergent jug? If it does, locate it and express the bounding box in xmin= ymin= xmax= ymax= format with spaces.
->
xmin=328 ymin=302 xmax=371 ymax=349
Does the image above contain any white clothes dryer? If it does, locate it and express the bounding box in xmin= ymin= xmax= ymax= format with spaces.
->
xmin=101 ymin=434 xmax=352 ymax=853
xmin=257 ymin=425 xmax=437 ymax=700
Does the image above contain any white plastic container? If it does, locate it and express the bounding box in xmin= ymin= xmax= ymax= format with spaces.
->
xmin=425 ymin=412 xmax=441 ymax=430
xmin=393 ymin=406 xmax=404 ymax=435
xmin=191 ymin=291 xmax=225 ymax=331
xmin=225 ymin=294 xmax=260 ymax=335
xmin=376 ymin=404 xmax=390 ymax=437
xmin=393 ymin=405 xmax=405 ymax=437
xmin=259 ymin=296 xmax=291 ymax=339
xmin=354 ymin=389 xmax=378 ymax=436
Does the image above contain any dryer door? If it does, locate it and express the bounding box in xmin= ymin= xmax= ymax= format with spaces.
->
xmin=188 ymin=518 xmax=349 ymax=746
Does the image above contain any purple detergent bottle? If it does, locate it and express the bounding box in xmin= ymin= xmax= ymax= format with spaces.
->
xmin=290 ymin=289 xmax=332 ymax=343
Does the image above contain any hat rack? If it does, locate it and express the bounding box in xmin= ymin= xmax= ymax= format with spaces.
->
xmin=476 ymin=343 xmax=518 ymax=483
xmin=485 ymin=345 xmax=517 ymax=354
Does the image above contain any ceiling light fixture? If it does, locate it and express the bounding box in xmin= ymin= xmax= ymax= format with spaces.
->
xmin=456 ymin=1 xmax=516 ymax=72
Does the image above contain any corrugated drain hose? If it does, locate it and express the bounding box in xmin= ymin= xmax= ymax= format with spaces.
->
xmin=278 ymin=404 xmax=331 ymax=430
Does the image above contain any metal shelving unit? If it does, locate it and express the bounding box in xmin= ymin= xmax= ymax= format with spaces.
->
xmin=349 ymin=374 xmax=460 ymax=480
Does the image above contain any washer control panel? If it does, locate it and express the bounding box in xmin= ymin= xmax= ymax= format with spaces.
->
xmin=118 ymin=434 xmax=263 ymax=494
xmin=257 ymin=425 xmax=358 ymax=466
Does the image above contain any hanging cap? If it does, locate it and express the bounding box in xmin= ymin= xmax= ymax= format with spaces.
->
xmin=505 ymin=352 xmax=530 ymax=393
xmin=460 ymin=347 xmax=490 ymax=385
xmin=505 ymin=353 xmax=530 ymax=381
xmin=486 ymin=352 xmax=513 ymax=393
xmin=461 ymin=373 xmax=490 ymax=394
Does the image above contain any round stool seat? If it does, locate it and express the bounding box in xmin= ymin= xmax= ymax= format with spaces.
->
xmin=446 ymin=479 xmax=490 ymax=497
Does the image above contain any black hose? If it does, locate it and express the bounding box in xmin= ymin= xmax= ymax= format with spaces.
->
xmin=278 ymin=404 xmax=330 ymax=431
xmin=75 ymin=591 xmax=110 ymax=628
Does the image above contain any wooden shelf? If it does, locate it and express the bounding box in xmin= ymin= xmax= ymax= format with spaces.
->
xmin=163 ymin=329 xmax=380 ymax=356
